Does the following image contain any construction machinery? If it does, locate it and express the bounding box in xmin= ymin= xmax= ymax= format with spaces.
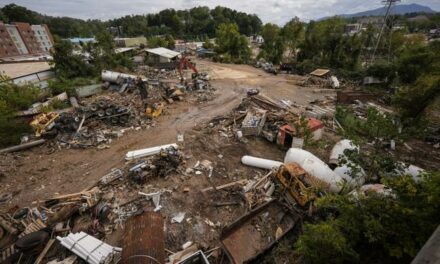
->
xmin=30 ymin=112 xmax=60 ymax=137
xmin=145 ymin=102 xmax=164 ymax=118
xmin=178 ymin=56 xmax=198 ymax=82
xmin=275 ymin=163 xmax=316 ymax=207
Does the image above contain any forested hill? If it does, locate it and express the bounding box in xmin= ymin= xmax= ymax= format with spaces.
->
xmin=0 ymin=4 xmax=262 ymax=39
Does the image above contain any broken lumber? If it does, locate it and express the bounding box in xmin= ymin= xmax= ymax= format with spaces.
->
xmin=34 ymin=239 xmax=55 ymax=264
xmin=201 ymin=180 xmax=247 ymax=192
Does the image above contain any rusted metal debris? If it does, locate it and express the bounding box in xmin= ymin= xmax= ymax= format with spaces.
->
xmin=122 ymin=211 xmax=165 ymax=264
xmin=221 ymin=199 xmax=300 ymax=264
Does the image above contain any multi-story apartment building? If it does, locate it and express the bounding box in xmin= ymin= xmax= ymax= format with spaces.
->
xmin=31 ymin=24 xmax=54 ymax=52
xmin=0 ymin=22 xmax=54 ymax=58
xmin=5 ymin=23 xmax=30 ymax=56
xmin=0 ymin=22 xmax=21 ymax=57
xmin=14 ymin=22 xmax=42 ymax=54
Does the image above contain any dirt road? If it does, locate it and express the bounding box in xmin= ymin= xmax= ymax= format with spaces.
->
xmin=0 ymin=61 xmax=332 ymax=208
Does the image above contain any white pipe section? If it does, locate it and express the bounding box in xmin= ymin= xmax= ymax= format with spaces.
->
xmin=329 ymin=140 xmax=366 ymax=188
xmin=101 ymin=70 xmax=137 ymax=83
xmin=284 ymin=148 xmax=346 ymax=193
xmin=241 ymin=155 xmax=283 ymax=170
xmin=398 ymin=163 xmax=425 ymax=182
xmin=126 ymin=143 xmax=178 ymax=160
xmin=329 ymin=139 xmax=359 ymax=165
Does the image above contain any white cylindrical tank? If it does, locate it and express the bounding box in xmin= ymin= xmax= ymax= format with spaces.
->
xmin=241 ymin=156 xmax=283 ymax=170
xmin=101 ymin=70 xmax=137 ymax=83
xmin=284 ymin=148 xmax=346 ymax=193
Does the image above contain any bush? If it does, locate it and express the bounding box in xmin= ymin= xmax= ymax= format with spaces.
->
xmin=0 ymin=81 xmax=41 ymax=147
xmin=393 ymin=75 xmax=440 ymax=118
xmin=295 ymin=221 xmax=359 ymax=264
xmin=0 ymin=81 xmax=40 ymax=111
xmin=295 ymin=172 xmax=440 ymax=263
xmin=366 ymin=60 xmax=396 ymax=82
xmin=0 ymin=114 xmax=33 ymax=147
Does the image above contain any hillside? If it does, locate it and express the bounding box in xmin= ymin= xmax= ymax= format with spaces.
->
xmin=0 ymin=4 xmax=262 ymax=39
xmin=339 ymin=3 xmax=435 ymax=18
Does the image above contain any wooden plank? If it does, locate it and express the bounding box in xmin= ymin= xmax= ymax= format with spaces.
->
xmin=34 ymin=239 xmax=55 ymax=264
xmin=201 ymin=180 xmax=247 ymax=192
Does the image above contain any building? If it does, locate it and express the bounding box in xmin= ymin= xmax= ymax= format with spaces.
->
xmin=114 ymin=37 xmax=147 ymax=47
xmin=4 ymin=23 xmax=29 ymax=56
xmin=0 ymin=22 xmax=21 ymax=57
xmin=345 ymin=23 xmax=363 ymax=36
xmin=145 ymin=47 xmax=180 ymax=65
xmin=14 ymin=22 xmax=43 ymax=54
xmin=67 ymin=37 xmax=96 ymax=47
xmin=31 ymin=24 xmax=54 ymax=52
xmin=0 ymin=22 xmax=54 ymax=58
xmin=0 ymin=61 xmax=54 ymax=88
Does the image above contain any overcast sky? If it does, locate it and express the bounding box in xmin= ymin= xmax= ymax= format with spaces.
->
xmin=0 ymin=0 xmax=438 ymax=24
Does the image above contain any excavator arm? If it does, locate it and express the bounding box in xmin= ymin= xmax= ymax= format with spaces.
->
xmin=178 ymin=56 xmax=198 ymax=81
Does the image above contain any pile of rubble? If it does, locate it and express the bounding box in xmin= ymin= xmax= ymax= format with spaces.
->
xmin=3 ymin=68 xmax=214 ymax=153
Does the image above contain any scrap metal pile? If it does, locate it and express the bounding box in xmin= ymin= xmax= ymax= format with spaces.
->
xmin=12 ymin=68 xmax=214 ymax=152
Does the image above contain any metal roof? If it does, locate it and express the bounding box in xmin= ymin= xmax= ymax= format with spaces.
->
xmin=310 ymin=69 xmax=330 ymax=77
xmin=0 ymin=62 xmax=51 ymax=79
xmin=145 ymin=47 xmax=180 ymax=59
xmin=115 ymin=47 xmax=135 ymax=54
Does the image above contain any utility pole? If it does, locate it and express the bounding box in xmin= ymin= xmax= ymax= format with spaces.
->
xmin=371 ymin=0 xmax=401 ymax=63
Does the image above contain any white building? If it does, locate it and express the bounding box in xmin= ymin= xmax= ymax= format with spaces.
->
xmin=31 ymin=25 xmax=53 ymax=52
xmin=5 ymin=24 xmax=29 ymax=55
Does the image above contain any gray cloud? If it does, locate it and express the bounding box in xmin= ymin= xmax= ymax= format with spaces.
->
xmin=0 ymin=0 xmax=438 ymax=24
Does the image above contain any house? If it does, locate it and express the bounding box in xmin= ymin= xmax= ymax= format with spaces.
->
xmin=114 ymin=37 xmax=147 ymax=48
xmin=345 ymin=24 xmax=363 ymax=36
xmin=144 ymin=47 xmax=181 ymax=66
xmin=67 ymin=38 xmax=96 ymax=47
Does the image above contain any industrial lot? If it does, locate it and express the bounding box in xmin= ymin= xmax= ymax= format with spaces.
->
xmin=0 ymin=1 xmax=439 ymax=264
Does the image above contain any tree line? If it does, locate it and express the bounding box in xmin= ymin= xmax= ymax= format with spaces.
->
xmin=0 ymin=4 xmax=262 ymax=40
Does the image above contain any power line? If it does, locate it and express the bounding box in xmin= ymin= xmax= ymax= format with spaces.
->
xmin=371 ymin=0 xmax=401 ymax=62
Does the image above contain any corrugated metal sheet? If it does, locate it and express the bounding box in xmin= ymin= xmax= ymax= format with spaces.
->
xmin=310 ymin=69 xmax=330 ymax=77
xmin=145 ymin=48 xmax=180 ymax=59
xmin=122 ymin=211 xmax=165 ymax=264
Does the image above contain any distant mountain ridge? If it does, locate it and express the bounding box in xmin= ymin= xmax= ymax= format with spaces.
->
xmin=320 ymin=3 xmax=436 ymax=20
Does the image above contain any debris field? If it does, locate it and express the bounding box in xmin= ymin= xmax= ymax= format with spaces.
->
xmin=0 ymin=59 xmax=439 ymax=264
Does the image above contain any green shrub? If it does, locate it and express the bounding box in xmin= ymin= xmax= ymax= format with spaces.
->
xmin=295 ymin=221 xmax=359 ymax=264
xmin=0 ymin=81 xmax=40 ymax=147
xmin=295 ymin=172 xmax=440 ymax=263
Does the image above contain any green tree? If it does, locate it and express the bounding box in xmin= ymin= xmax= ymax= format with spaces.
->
xmin=298 ymin=18 xmax=362 ymax=71
xmin=50 ymin=38 xmax=95 ymax=79
xmin=202 ymin=36 xmax=214 ymax=49
xmin=259 ymin=23 xmax=285 ymax=64
xmin=281 ymin=17 xmax=304 ymax=59
xmin=147 ymin=36 xmax=168 ymax=48
xmin=393 ymin=41 xmax=440 ymax=118
xmin=215 ymin=23 xmax=251 ymax=63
